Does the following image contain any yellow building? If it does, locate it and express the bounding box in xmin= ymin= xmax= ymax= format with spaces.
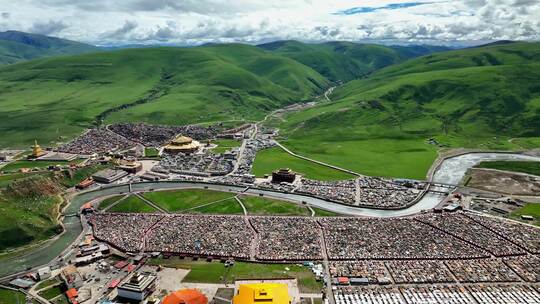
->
xmin=233 ymin=283 xmax=292 ymax=304
xmin=30 ymin=139 xmax=46 ymax=158
xmin=163 ymin=135 xmax=200 ymax=154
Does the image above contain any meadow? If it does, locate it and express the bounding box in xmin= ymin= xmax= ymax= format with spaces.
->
xmin=189 ymin=198 xmax=244 ymax=215
xmin=251 ymin=146 xmax=355 ymax=180
xmin=274 ymin=42 xmax=540 ymax=179
xmin=312 ymin=207 xmax=340 ymax=217
xmin=144 ymin=147 xmax=160 ymax=157
xmin=239 ymin=195 xmax=310 ymax=216
xmin=475 ymin=161 xmax=540 ymax=176
xmin=98 ymin=195 xmax=123 ymax=210
xmin=142 ymin=189 xmax=236 ymax=212
xmin=0 ymin=288 xmax=34 ymax=304
xmin=509 ymin=203 xmax=540 ymax=227
xmin=260 ymin=40 xmax=449 ymax=82
xmin=108 ymin=195 xmax=157 ymax=213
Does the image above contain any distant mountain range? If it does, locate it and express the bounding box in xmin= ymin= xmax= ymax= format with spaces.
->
xmin=0 ymin=30 xmax=100 ymax=64
xmin=0 ymin=30 xmax=535 ymax=156
xmin=258 ymin=40 xmax=452 ymax=82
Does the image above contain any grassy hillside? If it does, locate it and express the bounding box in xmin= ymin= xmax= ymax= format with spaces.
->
xmin=0 ymin=175 xmax=63 ymax=251
xmin=0 ymin=31 xmax=99 ymax=65
xmin=0 ymin=44 xmax=329 ymax=147
xmin=276 ymin=42 xmax=540 ymax=179
xmin=0 ymin=163 xmax=109 ymax=252
xmin=259 ymin=40 xmax=449 ymax=82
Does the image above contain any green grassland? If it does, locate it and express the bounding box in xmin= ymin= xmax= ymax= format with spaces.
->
xmin=34 ymin=278 xmax=61 ymax=291
xmin=98 ymin=195 xmax=124 ymax=210
xmin=475 ymin=161 xmax=540 ymax=176
xmin=39 ymin=286 xmax=63 ymax=300
xmin=0 ymin=288 xmax=31 ymax=304
xmin=0 ymin=44 xmax=328 ymax=148
xmin=142 ymin=189 xmax=236 ymax=212
xmin=144 ymin=147 xmax=160 ymax=157
xmin=251 ymin=146 xmax=355 ymax=180
xmin=0 ymin=31 xmax=99 ymax=65
xmin=212 ymin=139 xmax=242 ymax=154
xmin=189 ymin=198 xmax=244 ymax=215
xmin=0 ymin=172 xmax=47 ymax=188
xmin=259 ymin=40 xmax=448 ymax=82
xmin=0 ymin=164 xmax=112 ymax=252
xmin=108 ymin=195 xmax=156 ymax=213
xmin=148 ymin=259 xmax=322 ymax=293
xmin=312 ymin=207 xmax=340 ymax=217
xmin=275 ymin=42 xmax=540 ymax=179
xmin=239 ymin=195 xmax=310 ymax=216
xmin=509 ymin=203 xmax=540 ymax=226
xmin=0 ymin=175 xmax=63 ymax=251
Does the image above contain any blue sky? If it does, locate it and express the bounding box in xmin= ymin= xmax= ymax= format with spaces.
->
xmin=336 ymin=2 xmax=436 ymax=15
xmin=0 ymin=0 xmax=537 ymax=45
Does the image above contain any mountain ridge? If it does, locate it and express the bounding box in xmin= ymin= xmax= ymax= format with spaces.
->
xmin=0 ymin=30 xmax=100 ymax=65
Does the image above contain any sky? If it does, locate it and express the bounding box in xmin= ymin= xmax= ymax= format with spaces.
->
xmin=0 ymin=0 xmax=538 ymax=46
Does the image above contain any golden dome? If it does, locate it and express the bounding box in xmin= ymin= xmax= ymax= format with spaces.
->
xmin=164 ymin=135 xmax=200 ymax=154
xmin=171 ymin=135 xmax=193 ymax=145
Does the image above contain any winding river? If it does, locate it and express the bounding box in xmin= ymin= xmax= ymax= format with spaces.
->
xmin=1 ymin=152 xmax=539 ymax=278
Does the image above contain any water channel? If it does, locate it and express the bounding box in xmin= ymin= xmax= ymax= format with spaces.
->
xmin=1 ymin=152 xmax=538 ymax=278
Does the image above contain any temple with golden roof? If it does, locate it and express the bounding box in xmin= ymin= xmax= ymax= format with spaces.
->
xmin=163 ymin=135 xmax=200 ymax=154
xmin=233 ymin=283 xmax=292 ymax=304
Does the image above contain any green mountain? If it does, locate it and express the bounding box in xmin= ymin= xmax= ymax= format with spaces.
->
xmin=276 ymin=42 xmax=540 ymax=179
xmin=258 ymin=40 xmax=449 ymax=82
xmin=0 ymin=44 xmax=329 ymax=147
xmin=0 ymin=31 xmax=99 ymax=65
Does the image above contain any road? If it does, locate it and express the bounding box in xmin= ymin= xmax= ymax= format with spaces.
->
xmin=316 ymin=220 xmax=334 ymax=304
xmin=274 ymin=141 xmax=361 ymax=177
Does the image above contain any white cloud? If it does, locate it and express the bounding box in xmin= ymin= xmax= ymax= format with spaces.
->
xmin=0 ymin=0 xmax=537 ymax=45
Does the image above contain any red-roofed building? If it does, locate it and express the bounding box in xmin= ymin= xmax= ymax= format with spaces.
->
xmin=66 ymin=288 xmax=78 ymax=302
xmin=163 ymin=289 xmax=208 ymax=304
xmin=126 ymin=264 xmax=136 ymax=272
xmin=109 ymin=279 xmax=120 ymax=289
xmin=114 ymin=261 xmax=128 ymax=269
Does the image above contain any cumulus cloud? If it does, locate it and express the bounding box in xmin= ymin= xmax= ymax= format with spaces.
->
xmin=29 ymin=20 xmax=68 ymax=35
xmin=101 ymin=20 xmax=138 ymax=40
xmin=1 ymin=0 xmax=538 ymax=45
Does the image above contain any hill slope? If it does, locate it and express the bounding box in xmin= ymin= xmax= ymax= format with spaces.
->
xmin=276 ymin=42 xmax=540 ymax=179
xmin=0 ymin=44 xmax=329 ymax=147
xmin=258 ymin=40 xmax=449 ymax=82
xmin=0 ymin=31 xmax=99 ymax=65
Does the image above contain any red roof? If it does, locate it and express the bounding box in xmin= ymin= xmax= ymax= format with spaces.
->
xmin=338 ymin=277 xmax=349 ymax=283
xmin=66 ymin=288 xmax=78 ymax=299
xmin=163 ymin=289 xmax=208 ymax=304
xmin=126 ymin=264 xmax=136 ymax=272
xmin=109 ymin=279 xmax=120 ymax=289
xmin=114 ymin=261 xmax=128 ymax=269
